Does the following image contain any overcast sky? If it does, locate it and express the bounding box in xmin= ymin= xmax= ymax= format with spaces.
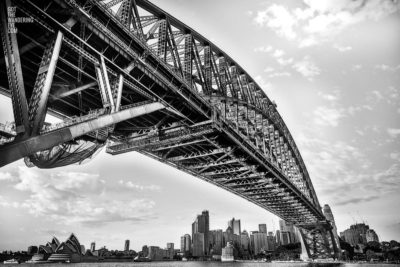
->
xmin=0 ymin=0 xmax=399 ymax=252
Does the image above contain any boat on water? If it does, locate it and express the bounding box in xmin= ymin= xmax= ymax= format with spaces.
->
xmin=133 ymin=256 xmax=152 ymax=262
xmin=3 ymin=258 xmax=20 ymax=264
xmin=25 ymin=253 xmax=49 ymax=264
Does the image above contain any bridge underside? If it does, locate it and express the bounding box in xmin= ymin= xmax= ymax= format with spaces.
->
xmin=0 ymin=0 xmax=338 ymax=259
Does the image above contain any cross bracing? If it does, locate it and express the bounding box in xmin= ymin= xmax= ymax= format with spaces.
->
xmin=0 ymin=0 xmax=331 ymax=232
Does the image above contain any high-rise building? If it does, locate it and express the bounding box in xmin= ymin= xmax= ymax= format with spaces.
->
xmin=280 ymin=231 xmax=291 ymax=245
xmin=228 ymin=218 xmax=241 ymax=236
xmin=267 ymin=232 xmax=276 ymax=251
xmin=259 ymin=224 xmax=267 ymax=233
xmin=276 ymin=230 xmax=281 ymax=247
xmin=279 ymin=220 xmax=297 ymax=244
xmin=366 ymin=229 xmax=379 ymax=243
xmin=181 ymin=235 xmax=191 ymax=255
xmin=166 ymin=243 xmax=174 ymax=259
xmin=223 ymin=226 xmax=240 ymax=248
xmin=209 ymin=230 xmax=223 ymax=255
xmin=124 ymin=240 xmax=130 ymax=252
xmin=90 ymin=242 xmax=96 ymax=252
xmin=192 ymin=210 xmax=210 ymax=256
xmin=192 ymin=232 xmax=205 ymax=257
xmin=240 ymin=230 xmax=250 ymax=253
xmin=252 ymin=232 xmax=269 ymax=254
xmin=340 ymin=223 xmax=370 ymax=246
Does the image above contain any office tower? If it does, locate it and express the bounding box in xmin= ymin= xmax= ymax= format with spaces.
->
xmin=192 ymin=210 xmax=210 ymax=255
xmin=228 ymin=218 xmax=241 ymax=236
xmin=276 ymin=230 xmax=281 ymax=246
xmin=124 ymin=240 xmax=130 ymax=251
xmin=223 ymin=226 xmax=240 ymax=248
xmin=192 ymin=232 xmax=205 ymax=257
xmin=252 ymin=232 xmax=269 ymax=254
xmin=209 ymin=230 xmax=223 ymax=255
xmin=180 ymin=236 xmax=185 ymax=252
xmin=279 ymin=220 xmax=296 ymax=244
xmin=259 ymin=224 xmax=267 ymax=233
xmin=267 ymin=232 xmax=276 ymax=251
xmin=166 ymin=243 xmax=174 ymax=259
xmin=340 ymin=223 xmax=370 ymax=246
xmin=281 ymin=231 xmax=291 ymax=245
xmin=80 ymin=245 xmax=85 ymax=255
xmin=240 ymin=230 xmax=250 ymax=252
xmin=90 ymin=242 xmax=96 ymax=252
xmin=366 ymin=229 xmax=379 ymax=242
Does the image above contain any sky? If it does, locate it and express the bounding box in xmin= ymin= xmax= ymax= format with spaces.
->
xmin=1 ymin=0 xmax=400 ymax=252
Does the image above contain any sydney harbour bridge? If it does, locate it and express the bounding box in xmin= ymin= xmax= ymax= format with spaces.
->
xmin=0 ymin=0 xmax=340 ymax=259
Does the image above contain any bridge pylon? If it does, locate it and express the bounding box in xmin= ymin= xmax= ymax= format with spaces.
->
xmin=297 ymin=221 xmax=340 ymax=261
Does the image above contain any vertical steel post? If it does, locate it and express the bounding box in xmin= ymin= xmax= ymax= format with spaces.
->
xmin=115 ymin=74 xmax=124 ymax=111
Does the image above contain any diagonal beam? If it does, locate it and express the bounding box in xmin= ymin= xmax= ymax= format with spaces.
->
xmin=28 ymin=31 xmax=63 ymax=135
xmin=0 ymin=102 xmax=165 ymax=167
xmin=168 ymin=147 xmax=230 ymax=162
xmin=51 ymin=82 xmax=97 ymax=100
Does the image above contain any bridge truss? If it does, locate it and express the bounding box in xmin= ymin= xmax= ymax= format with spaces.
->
xmin=0 ymin=0 xmax=339 ymax=259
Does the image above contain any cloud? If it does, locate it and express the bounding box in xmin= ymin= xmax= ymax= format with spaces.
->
xmin=0 ymin=172 xmax=14 ymax=181
xmin=335 ymin=195 xmax=380 ymax=206
xmin=318 ymin=91 xmax=340 ymax=102
xmin=254 ymin=4 xmax=298 ymax=40
xmin=333 ymin=44 xmax=352 ymax=52
xmin=11 ymin=168 xmax=157 ymax=225
xmin=276 ymin=57 xmax=294 ymax=66
xmin=268 ymin=72 xmax=292 ymax=78
xmin=387 ymin=128 xmax=400 ymax=138
xmin=313 ymin=106 xmax=345 ymax=127
xmin=254 ymin=45 xmax=273 ymax=53
xmin=254 ymin=0 xmax=400 ymax=47
xmin=118 ymin=180 xmax=161 ymax=191
xmin=351 ymin=64 xmax=363 ymax=71
xmin=272 ymin=49 xmax=285 ymax=58
xmin=374 ymin=64 xmax=400 ymax=72
xmin=292 ymin=56 xmax=321 ymax=80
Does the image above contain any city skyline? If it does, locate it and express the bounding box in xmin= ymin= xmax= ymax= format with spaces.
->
xmin=1 ymin=0 xmax=400 ymax=252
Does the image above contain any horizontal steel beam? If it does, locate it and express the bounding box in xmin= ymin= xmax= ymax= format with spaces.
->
xmin=0 ymin=102 xmax=165 ymax=167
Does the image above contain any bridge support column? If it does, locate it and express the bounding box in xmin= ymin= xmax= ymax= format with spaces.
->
xmin=298 ymin=222 xmax=340 ymax=261
xmin=0 ymin=0 xmax=30 ymax=135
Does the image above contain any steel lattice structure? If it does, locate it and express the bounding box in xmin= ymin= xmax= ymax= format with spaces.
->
xmin=0 ymin=0 xmax=339 ymax=259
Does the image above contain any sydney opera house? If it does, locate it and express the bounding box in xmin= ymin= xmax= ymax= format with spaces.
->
xmin=28 ymin=233 xmax=84 ymax=263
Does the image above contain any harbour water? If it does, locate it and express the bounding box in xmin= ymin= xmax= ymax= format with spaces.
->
xmin=6 ymin=262 xmax=400 ymax=267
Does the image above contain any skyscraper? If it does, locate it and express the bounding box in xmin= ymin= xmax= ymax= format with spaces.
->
xmin=192 ymin=233 xmax=205 ymax=257
xmin=279 ymin=220 xmax=296 ymax=244
xmin=259 ymin=224 xmax=267 ymax=233
xmin=252 ymin=232 xmax=269 ymax=254
xmin=90 ymin=242 xmax=95 ymax=252
xmin=181 ymin=234 xmax=192 ymax=256
xmin=228 ymin=218 xmax=241 ymax=236
xmin=166 ymin=243 xmax=174 ymax=259
xmin=340 ymin=223 xmax=370 ymax=246
xmin=209 ymin=230 xmax=223 ymax=255
xmin=124 ymin=240 xmax=130 ymax=252
xmin=192 ymin=210 xmax=210 ymax=256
